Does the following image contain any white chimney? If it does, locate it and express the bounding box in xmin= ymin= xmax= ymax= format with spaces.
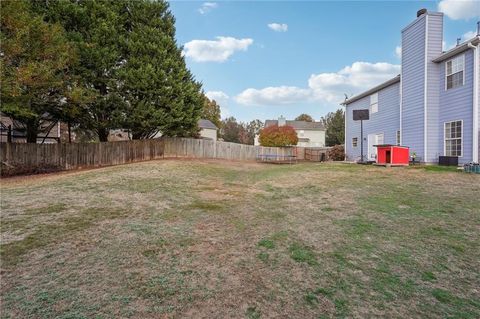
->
xmin=278 ymin=115 xmax=286 ymax=126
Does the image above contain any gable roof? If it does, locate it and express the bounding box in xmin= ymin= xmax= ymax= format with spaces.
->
xmin=198 ymin=119 xmax=218 ymax=130
xmin=265 ymin=120 xmax=325 ymax=130
xmin=342 ymin=75 xmax=401 ymax=106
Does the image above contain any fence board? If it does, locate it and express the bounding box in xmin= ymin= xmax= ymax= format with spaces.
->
xmin=1 ymin=137 xmax=304 ymax=172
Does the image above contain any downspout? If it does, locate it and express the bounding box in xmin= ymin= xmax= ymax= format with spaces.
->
xmin=468 ymin=41 xmax=479 ymax=163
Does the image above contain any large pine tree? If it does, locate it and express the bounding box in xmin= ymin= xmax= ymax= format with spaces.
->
xmin=1 ymin=0 xmax=74 ymax=142
xmin=34 ymin=0 xmax=203 ymax=141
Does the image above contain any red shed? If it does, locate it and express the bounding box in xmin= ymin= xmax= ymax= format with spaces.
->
xmin=374 ymin=144 xmax=409 ymax=166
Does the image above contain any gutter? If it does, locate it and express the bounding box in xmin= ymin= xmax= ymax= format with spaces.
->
xmin=432 ymin=37 xmax=480 ymax=63
xmin=468 ymin=41 xmax=479 ymax=163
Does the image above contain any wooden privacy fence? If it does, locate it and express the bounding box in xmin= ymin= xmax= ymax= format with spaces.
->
xmin=0 ymin=138 xmax=297 ymax=171
xmin=1 ymin=139 xmax=166 ymax=170
xmin=163 ymin=137 xmax=295 ymax=161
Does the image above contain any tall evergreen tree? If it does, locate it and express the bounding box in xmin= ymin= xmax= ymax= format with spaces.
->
xmin=1 ymin=0 xmax=74 ymax=142
xmin=33 ymin=0 xmax=128 ymax=141
xmin=34 ymin=0 xmax=203 ymax=141
xmin=117 ymin=0 xmax=202 ymax=139
xmin=321 ymin=109 xmax=345 ymax=146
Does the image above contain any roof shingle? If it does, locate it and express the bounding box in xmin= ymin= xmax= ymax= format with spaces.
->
xmin=198 ymin=119 xmax=218 ymax=130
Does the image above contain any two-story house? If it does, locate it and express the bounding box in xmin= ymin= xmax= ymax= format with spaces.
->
xmin=256 ymin=116 xmax=326 ymax=147
xmin=344 ymin=9 xmax=479 ymax=165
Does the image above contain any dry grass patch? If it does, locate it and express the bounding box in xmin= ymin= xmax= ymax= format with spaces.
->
xmin=1 ymin=160 xmax=479 ymax=318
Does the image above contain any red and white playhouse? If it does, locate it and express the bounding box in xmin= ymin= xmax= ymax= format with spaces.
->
xmin=374 ymin=145 xmax=410 ymax=166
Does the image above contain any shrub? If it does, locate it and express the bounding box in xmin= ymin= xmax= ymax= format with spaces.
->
xmin=328 ymin=144 xmax=345 ymax=161
xmin=259 ymin=125 xmax=298 ymax=147
xmin=1 ymin=162 xmax=63 ymax=177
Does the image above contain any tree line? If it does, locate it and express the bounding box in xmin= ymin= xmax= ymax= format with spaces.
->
xmin=1 ymin=0 xmax=203 ymax=143
xmin=1 ymin=0 xmax=345 ymax=146
xmin=211 ymin=111 xmax=344 ymax=147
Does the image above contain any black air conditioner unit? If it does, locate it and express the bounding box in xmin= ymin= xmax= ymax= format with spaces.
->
xmin=438 ymin=156 xmax=458 ymax=166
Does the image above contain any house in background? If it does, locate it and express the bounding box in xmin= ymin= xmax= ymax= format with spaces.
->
xmin=198 ymin=119 xmax=218 ymax=140
xmin=344 ymin=9 xmax=479 ymax=165
xmin=0 ymin=112 xmax=62 ymax=143
xmin=255 ymin=116 xmax=326 ymax=147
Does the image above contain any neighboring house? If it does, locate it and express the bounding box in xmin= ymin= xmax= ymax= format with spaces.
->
xmin=256 ymin=116 xmax=326 ymax=147
xmin=198 ymin=119 xmax=218 ymax=140
xmin=344 ymin=9 xmax=479 ymax=165
xmin=0 ymin=112 xmax=61 ymax=143
xmin=108 ymin=129 xmax=131 ymax=141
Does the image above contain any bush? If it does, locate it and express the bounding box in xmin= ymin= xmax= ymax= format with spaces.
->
xmin=327 ymin=144 xmax=344 ymax=161
xmin=1 ymin=162 xmax=63 ymax=177
xmin=259 ymin=125 xmax=298 ymax=147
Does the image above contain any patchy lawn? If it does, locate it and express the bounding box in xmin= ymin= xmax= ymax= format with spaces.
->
xmin=1 ymin=160 xmax=479 ymax=318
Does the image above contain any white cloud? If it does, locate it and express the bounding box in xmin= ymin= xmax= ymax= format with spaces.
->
xmin=206 ymin=91 xmax=229 ymax=103
xmin=206 ymin=91 xmax=230 ymax=118
xmin=268 ymin=23 xmax=288 ymax=32
xmin=183 ymin=37 xmax=253 ymax=62
xmin=395 ymin=46 xmax=402 ymax=59
xmin=463 ymin=30 xmax=477 ymax=40
xmin=308 ymin=62 xmax=400 ymax=102
xmin=443 ymin=31 xmax=477 ymax=51
xmin=438 ymin=0 xmax=480 ymax=20
xmin=198 ymin=2 xmax=218 ymax=15
xmin=235 ymin=86 xmax=311 ymax=106
xmin=235 ymin=61 xmax=400 ymax=106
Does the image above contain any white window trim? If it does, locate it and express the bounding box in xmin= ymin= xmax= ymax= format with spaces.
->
xmin=370 ymin=93 xmax=378 ymax=114
xmin=352 ymin=137 xmax=358 ymax=147
xmin=443 ymin=120 xmax=463 ymax=157
xmin=445 ymin=54 xmax=465 ymax=91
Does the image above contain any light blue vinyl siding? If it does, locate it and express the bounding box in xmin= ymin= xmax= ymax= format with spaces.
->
xmin=344 ymin=10 xmax=478 ymax=165
xmin=439 ymin=50 xmax=474 ymax=164
xmin=345 ymin=82 xmax=400 ymax=161
xmin=425 ymin=14 xmax=443 ymax=162
xmin=401 ymin=15 xmax=426 ymax=161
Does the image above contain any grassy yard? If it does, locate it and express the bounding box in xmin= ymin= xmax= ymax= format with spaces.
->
xmin=1 ymin=160 xmax=479 ymax=318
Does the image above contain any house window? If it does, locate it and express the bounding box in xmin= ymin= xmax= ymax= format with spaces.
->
xmin=396 ymin=130 xmax=401 ymax=145
xmin=446 ymin=55 xmax=464 ymax=90
xmin=444 ymin=120 xmax=462 ymax=157
xmin=370 ymin=93 xmax=378 ymax=113
xmin=352 ymin=137 xmax=358 ymax=147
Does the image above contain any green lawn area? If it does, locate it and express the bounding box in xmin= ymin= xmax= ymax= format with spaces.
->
xmin=1 ymin=160 xmax=479 ymax=318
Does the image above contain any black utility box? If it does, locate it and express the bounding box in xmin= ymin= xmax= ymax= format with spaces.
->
xmin=439 ymin=156 xmax=458 ymax=166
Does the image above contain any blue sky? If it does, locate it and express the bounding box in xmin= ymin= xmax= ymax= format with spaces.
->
xmin=168 ymin=0 xmax=480 ymax=122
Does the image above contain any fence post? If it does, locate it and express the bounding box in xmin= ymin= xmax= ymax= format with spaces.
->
xmin=7 ymin=125 xmax=12 ymax=143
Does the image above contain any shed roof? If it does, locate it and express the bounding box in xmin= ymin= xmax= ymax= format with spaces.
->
xmin=198 ymin=119 xmax=218 ymax=130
